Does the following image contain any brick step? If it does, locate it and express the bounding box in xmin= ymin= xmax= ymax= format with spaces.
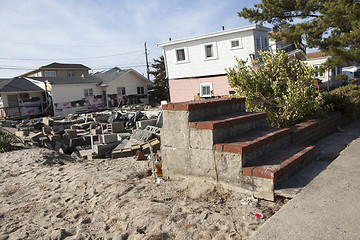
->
xmin=242 ymin=145 xmax=315 ymax=200
xmin=162 ymin=98 xmax=246 ymax=121
xmin=214 ymin=127 xmax=291 ymax=165
xmin=188 ymin=112 xmax=268 ymax=150
xmin=189 ymin=112 xmax=267 ymax=130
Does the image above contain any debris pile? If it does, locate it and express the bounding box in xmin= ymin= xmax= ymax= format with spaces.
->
xmin=0 ymin=107 xmax=162 ymax=160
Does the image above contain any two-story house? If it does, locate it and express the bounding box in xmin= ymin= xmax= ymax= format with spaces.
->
xmin=20 ymin=62 xmax=90 ymax=78
xmin=158 ymin=24 xmax=306 ymax=103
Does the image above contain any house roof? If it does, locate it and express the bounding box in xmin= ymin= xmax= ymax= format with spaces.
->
xmin=157 ymin=24 xmax=271 ymax=48
xmin=0 ymin=78 xmax=44 ymax=93
xmin=39 ymin=62 xmax=90 ymax=70
xmin=93 ymin=67 xmax=153 ymax=85
xmin=28 ymin=76 xmax=102 ymax=86
xmin=306 ymin=52 xmax=329 ymax=60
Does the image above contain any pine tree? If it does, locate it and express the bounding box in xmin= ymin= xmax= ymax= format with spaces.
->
xmin=149 ymin=56 xmax=169 ymax=103
xmin=238 ymin=0 xmax=360 ymax=67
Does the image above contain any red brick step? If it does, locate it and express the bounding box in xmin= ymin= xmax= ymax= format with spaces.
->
xmin=214 ymin=127 xmax=291 ymax=154
xmin=189 ymin=112 xmax=267 ymax=130
xmin=242 ymin=145 xmax=315 ymax=182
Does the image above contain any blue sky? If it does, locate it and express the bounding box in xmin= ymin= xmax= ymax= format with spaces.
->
xmin=0 ymin=0 xmax=262 ymax=78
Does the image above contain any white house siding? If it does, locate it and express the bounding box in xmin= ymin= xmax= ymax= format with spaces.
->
xmin=162 ymin=29 xmax=260 ymax=80
xmin=106 ymin=71 xmax=149 ymax=96
xmin=304 ymin=57 xmax=342 ymax=89
xmin=50 ymin=84 xmax=103 ymax=115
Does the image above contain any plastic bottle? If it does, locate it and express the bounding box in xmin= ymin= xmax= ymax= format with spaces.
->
xmin=154 ymin=154 xmax=163 ymax=178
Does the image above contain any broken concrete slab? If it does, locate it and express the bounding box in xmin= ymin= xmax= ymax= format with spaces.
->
xmin=48 ymin=134 xmax=62 ymax=142
xmin=99 ymin=133 xmax=120 ymax=144
xmin=79 ymin=149 xmax=93 ymax=158
xmin=136 ymin=119 xmax=157 ymax=129
xmin=64 ymin=129 xmax=77 ymax=139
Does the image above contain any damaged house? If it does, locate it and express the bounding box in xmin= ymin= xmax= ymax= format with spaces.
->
xmin=14 ymin=64 xmax=152 ymax=117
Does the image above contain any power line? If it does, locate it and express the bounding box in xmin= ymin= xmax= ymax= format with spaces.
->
xmin=0 ymin=50 xmax=144 ymax=61
xmin=0 ymin=40 xmax=144 ymax=48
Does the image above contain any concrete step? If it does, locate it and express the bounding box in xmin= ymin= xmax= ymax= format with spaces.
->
xmin=162 ymin=98 xmax=246 ymax=121
xmin=242 ymin=145 xmax=315 ymax=200
xmin=214 ymin=127 xmax=291 ymax=166
xmin=189 ymin=112 xmax=268 ymax=150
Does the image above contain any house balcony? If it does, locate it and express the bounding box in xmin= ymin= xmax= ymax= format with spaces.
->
xmin=249 ymin=42 xmax=307 ymax=62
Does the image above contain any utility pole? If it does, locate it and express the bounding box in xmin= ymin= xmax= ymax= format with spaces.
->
xmin=144 ymin=42 xmax=150 ymax=80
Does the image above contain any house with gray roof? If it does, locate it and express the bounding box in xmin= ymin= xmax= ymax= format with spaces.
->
xmin=0 ymin=78 xmax=46 ymax=118
xmin=27 ymin=67 xmax=153 ymax=116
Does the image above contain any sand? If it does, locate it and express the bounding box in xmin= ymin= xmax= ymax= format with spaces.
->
xmin=0 ymin=147 xmax=285 ymax=240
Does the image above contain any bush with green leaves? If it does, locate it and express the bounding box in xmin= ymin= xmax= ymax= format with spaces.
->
xmin=322 ymin=85 xmax=360 ymax=119
xmin=0 ymin=133 xmax=15 ymax=153
xmin=227 ymin=50 xmax=324 ymax=127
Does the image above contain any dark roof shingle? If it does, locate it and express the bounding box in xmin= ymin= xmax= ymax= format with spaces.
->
xmin=0 ymin=78 xmax=44 ymax=93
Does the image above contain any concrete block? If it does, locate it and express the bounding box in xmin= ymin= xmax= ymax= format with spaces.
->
xmin=114 ymin=139 xmax=129 ymax=150
xmin=71 ymin=151 xmax=82 ymax=160
xmin=189 ymin=129 xmax=214 ymax=150
xmin=145 ymin=125 xmax=161 ymax=135
xmin=65 ymin=129 xmax=78 ymax=139
xmin=130 ymin=144 xmax=141 ymax=153
xmin=161 ymin=147 xmax=190 ymax=177
xmin=107 ymin=122 xmax=125 ymax=133
xmin=99 ymin=133 xmax=119 ymax=144
xmin=69 ymin=136 xmax=90 ymax=147
xmin=136 ymin=119 xmax=157 ymax=129
xmin=52 ymin=126 xmax=65 ymax=135
xmin=214 ymin=151 xmax=243 ymax=184
xmin=42 ymin=126 xmax=52 ymax=134
xmin=141 ymin=142 xmax=151 ymax=154
xmin=49 ymin=134 xmax=62 ymax=142
xmin=93 ymin=141 xmax=120 ymax=154
xmin=31 ymin=132 xmax=45 ymax=143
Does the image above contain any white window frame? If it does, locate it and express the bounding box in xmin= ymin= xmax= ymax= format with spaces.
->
xmin=175 ymin=47 xmax=189 ymax=63
xmin=203 ymin=42 xmax=218 ymax=60
xmin=44 ymin=71 xmax=56 ymax=77
xmin=314 ymin=65 xmax=324 ymax=77
xmin=84 ymin=88 xmax=94 ymax=98
xmin=117 ymin=87 xmax=126 ymax=95
xmin=137 ymin=86 xmax=145 ymax=95
xmin=230 ymin=38 xmax=243 ymax=50
xmin=199 ymin=83 xmax=213 ymax=98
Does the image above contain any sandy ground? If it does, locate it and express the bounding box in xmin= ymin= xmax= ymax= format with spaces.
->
xmin=0 ymin=147 xmax=285 ymax=240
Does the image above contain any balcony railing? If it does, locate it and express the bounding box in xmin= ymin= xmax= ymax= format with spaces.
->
xmin=249 ymin=42 xmax=306 ymax=62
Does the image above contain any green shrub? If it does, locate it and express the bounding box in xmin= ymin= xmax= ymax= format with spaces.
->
xmin=322 ymin=85 xmax=360 ymax=119
xmin=0 ymin=133 xmax=15 ymax=153
xmin=227 ymin=51 xmax=325 ymax=127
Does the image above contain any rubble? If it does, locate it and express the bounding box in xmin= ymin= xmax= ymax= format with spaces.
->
xmin=0 ymin=107 xmax=163 ymax=160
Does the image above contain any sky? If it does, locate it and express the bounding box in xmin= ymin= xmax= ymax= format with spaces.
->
xmin=0 ymin=0 xmax=262 ymax=79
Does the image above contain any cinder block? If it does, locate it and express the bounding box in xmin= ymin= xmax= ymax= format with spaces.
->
xmin=149 ymin=138 xmax=160 ymax=152
xmin=91 ymin=128 xmax=102 ymax=135
xmin=49 ymin=134 xmax=62 ymax=142
xmin=107 ymin=122 xmax=125 ymax=133
xmin=93 ymin=141 xmax=120 ymax=154
xmin=65 ymin=129 xmax=77 ymax=139
xmin=100 ymin=133 xmax=119 ymax=144
xmin=136 ymin=119 xmax=157 ymax=129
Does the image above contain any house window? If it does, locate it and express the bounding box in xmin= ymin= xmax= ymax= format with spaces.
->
xmin=44 ymin=71 xmax=57 ymax=77
xmin=256 ymin=37 xmax=261 ymax=50
xmin=20 ymin=93 xmax=30 ymax=100
xmin=230 ymin=38 xmax=243 ymax=49
xmin=176 ymin=49 xmax=186 ymax=62
xmin=68 ymin=71 xmax=75 ymax=77
xmin=199 ymin=83 xmax=213 ymax=98
xmin=205 ymin=44 xmax=213 ymax=58
xmin=84 ymin=88 xmax=93 ymax=98
xmin=137 ymin=86 xmax=144 ymax=95
xmin=263 ymin=38 xmax=268 ymax=48
xmin=117 ymin=87 xmax=126 ymax=95
xmin=314 ymin=65 xmax=324 ymax=77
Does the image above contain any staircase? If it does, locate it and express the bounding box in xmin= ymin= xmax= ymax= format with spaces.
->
xmin=161 ymin=98 xmax=315 ymax=201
